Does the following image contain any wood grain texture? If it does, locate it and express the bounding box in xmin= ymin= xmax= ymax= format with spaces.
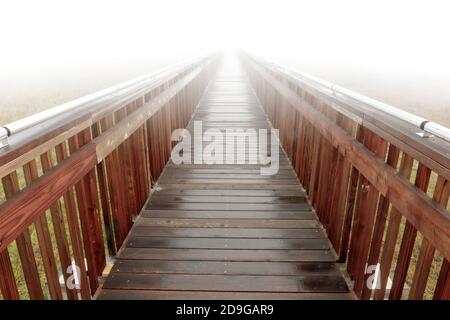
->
xmin=245 ymin=57 xmax=450 ymax=262
xmin=0 ymin=144 xmax=97 ymax=252
xmin=96 ymin=59 xmax=349 ymax=300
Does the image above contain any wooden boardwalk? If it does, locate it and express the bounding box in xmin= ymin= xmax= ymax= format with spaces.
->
xmin=97 ymin=57 xmax=352 ymax=300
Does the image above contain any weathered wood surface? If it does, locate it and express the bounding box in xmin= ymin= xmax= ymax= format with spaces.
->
xmin=97 ymin=57 xmax=351 ymax=300
xmin=0 ymin=55 xmax=215 ymax=300
xmin=243 ymin=53 xmax=450 ymax=300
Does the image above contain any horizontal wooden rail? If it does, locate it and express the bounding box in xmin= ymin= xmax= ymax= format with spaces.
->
xmin=253 ymin=57 xmax=450 ymax=181
xmin=241 ymin=52 xmax=450 ymax=300
xmin=0 ymin=54 xmax=219 ymax=299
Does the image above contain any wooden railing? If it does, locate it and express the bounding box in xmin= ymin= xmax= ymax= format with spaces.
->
xmin=0 ymin=54 xmax=219 ymax=299
xmin=241 ymin=53 xmax=450 ymax=300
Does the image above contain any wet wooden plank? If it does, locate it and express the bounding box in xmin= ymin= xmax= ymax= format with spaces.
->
xmin=149 ymin=195 xmax=307 ymax=204
xmin=136 ymin=217 xmax=319 ymax=229
xmin=111 ymin=260 xmax=341 ymax=275
xmin=146 ymin=202 xmax=311 ymax=211
xmin=157 ymin=183 xmax=302 ymax=190
xmin=153 ymin=189 xmax=305 ymax=197
xmin=118 ymin=248 xmax=335 ymax=262
xmin=102 ymin=273 xmax=348 ymax=293
xmin=97 ymin=289 xmax=354 ymax=300
xmin=131 ymin=227 xmax=323 ymax=239
xmin=126 ymin=237 xmax=330 ymax=250
xmin=141 ymin=210 xmax=315 ymax=220
xmin=158 ymin=178 xmax=300 ymax=185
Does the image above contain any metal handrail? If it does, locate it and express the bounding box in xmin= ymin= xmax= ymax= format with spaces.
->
xmin=0 ymin=53 xmax=214 ymax=149
xmin=247 ymin=53 xmax=450 ymax=142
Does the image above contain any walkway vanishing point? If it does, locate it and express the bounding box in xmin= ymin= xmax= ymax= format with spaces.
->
xmin=97 ymin=56 xmax=352 ymax=299
xmin=0 ymin=52 xmax=448 ymax=300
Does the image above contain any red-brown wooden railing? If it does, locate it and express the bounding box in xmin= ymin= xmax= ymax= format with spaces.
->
xmin=0 ymin=50 xmax=448 ymax=300
xmin=241 ymin=53 xmax=449 ymax=300
xmin=0 ymin=54 xmax=219 ymax=299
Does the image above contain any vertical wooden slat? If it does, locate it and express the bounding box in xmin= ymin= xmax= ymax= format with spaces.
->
xmin=409 ymin=176 xmax=449 ymax=299
xmin=0 ymin=250 xmax=20 ymax=300
xmin=326 ymin=115 xmax=356 ymax=252
xmin=79 ymin=129 xmax=106 ymax=274
xmin=68 ymin=132 xmax=104 ymax=294
xmin=353 ymin=132 xmax=387 ymax=296
xmin=116 ymin=106 xmax=138 ymax=224
xmin=389 ymin=162 xmax=431 ymax=300
xmin=318 ymin=141 xmax=336 ymax=226
xmin=361 ymin=144 xmax=400 ymax=299
xmin=348 ymin=129 xmax=388 ymax=294
xmin=2 ymin=173 xmax=44 ymax=300
xmin=40 ymin=151 xmax=77 ymax=300
xmin=338 ymin=125 xmax=363 ymax=263
xmin=100 ymin=115 xmax=129 ymax=248
xmin=433 ymin=259 xmax=450 ymax=300
xmin=302 ymin=122 xmax=314 ymax=187
xmin=23 ymin=160 xmax=63 ymax=300
xmin=55 ymin=142 xmax=91 ymax=300
xmin=91 ymin=123 xmax=116 ymax=256
xmin=307 ymin=130 xmax=321 ymax=201
xmin=327 ymin=150 xmax=348 ymax=248
xmin=293 ymin=112 xmax=305 ymax=177
xmin=374 ymin=153 xmax=414 ymax=300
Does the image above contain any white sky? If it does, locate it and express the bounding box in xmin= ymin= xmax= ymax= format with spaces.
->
xmin=1 ymin=0 xmax=449 ymax=74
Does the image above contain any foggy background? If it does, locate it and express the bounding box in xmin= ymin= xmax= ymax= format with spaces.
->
xmin=1 ymin=0 xmax=449 ymax=126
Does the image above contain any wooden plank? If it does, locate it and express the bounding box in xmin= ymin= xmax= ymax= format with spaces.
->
xmin=158 ymin=183 xmax=302 ymax=191
xmin=160 ymin=173 xmax=296 ymax=180
xmin=163 ymin=168 xmax=295 ymax=175
xmin=146 ymin=202 xmax=311 ymax=211
xmin=142 ymin=210 xmax=315 ymax=220
xmin=119 ymin=248 xmax=335 ymax=262
xmin=149 ymin=195 xmax=306 ymax=204
xmin=153 ymin=189 xmax=305 ymax=197
xmin=102 ymin=273 xmax=348 ymax=293
xmin=97 ymin=289 xmax=354 ymax=300
xmin=111 ymin=260 xmax=341 ymax=275
xmin=136 ymin=217 xmax=319 ymax=229
xmin=131 ymin=227 xmax=323 ymax=239
xmin=159 ymin=178 xmax=300 ymax=185
xmin=126 ymin=237 xmax=330 ymax=250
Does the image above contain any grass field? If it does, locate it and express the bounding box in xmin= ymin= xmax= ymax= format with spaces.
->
xmin=0 ymin=62 xmax=448 ymax=300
